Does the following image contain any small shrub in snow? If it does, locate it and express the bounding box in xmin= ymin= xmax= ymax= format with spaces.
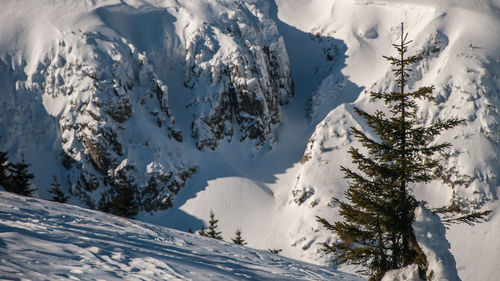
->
xmin=206 ymin=210 xmax=223 ymax=240
xmin=231 ymin=228 xmax=247 ymax=245
xmin=49 ymin=175 xmax=69 ymax=203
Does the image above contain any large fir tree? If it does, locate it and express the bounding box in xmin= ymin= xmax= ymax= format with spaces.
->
xmin=316 ymin=24 xmax=485 ymax=281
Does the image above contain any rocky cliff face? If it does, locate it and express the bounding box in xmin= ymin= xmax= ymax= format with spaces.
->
xmin=0 ymin=0 xmax=293 ymax=211
xmin=20 ymin=28 xmax=195 ymax=211
xmin=182 ymin=1 xmax=293 ymax=149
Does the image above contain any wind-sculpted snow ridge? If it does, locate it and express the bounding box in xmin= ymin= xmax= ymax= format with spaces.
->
xmin=0 ymin=191 xmax=364 ymax=281
xmin=412 ymin=206 xmax=461 ymax=281
xmin=0 ymin=0 xmax=292 ymax=210
xmin=380 ymin=206 xmax=462 ymax=281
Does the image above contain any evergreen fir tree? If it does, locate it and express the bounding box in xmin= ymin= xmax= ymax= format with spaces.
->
xmin=48 ymin=175 xmax=69 ymax=203
xmin=198 ymin=225 xmax=207 ymax=236
xmin=267 ymin=248 xmax=282 ymax=254
xmin=109 ymin=178 xmax=139 ymax=219
xmin=4 ymin=159 xmax=36 ymax=196
xmin=316 ymin=24 xmax=486 ymax=281
xmin=231 ymin=228 xmax=247 ymax=245
xmin=206 ymin=210 xmax=223 ymax=240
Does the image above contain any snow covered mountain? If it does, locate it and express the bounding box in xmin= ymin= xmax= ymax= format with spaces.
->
xmin=0 ymin=0 xmax=292 ymax=211
xmin=1 ymin=0 xmax=500 ymax=280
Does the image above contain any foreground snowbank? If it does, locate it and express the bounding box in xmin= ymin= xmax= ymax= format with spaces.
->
xmin=382 ymin=206 xmax=461 ymax=281
xmin=413 ymin=206 xmax=461 ymax=281
xmin=0 ymin=191 xmax=363 ymax=281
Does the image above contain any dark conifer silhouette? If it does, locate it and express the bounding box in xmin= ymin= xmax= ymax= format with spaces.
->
xmin=4 ymin=159 xmax=36 ymax=196
xmin=267 ymin=248 xmax=282 ymax=254
xmin=317 ymin=24 xmax=488 ymax=281
xmin=206 ymin=210 xmax=223 ymax=240
xmin=231 ymin=228 xmax=247 ymax=245
xmin=48 ymin=175 xmax=69 ymax=203
xmin=109 ymin=178 xmax=139 ymax=219
xmin=198 ymin=225 xmax=207 ymax=237
xmin=0 ymin=151 xmax=9 ymax=188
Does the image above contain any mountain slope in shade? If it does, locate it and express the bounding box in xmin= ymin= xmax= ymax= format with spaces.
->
xmin=0 ymin=191 xmax=364 ymax=281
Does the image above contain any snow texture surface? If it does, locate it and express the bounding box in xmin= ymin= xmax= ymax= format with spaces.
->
xmin=413 ymin=206 xmax=461 ymax=281
xmin=0 ymin=191 xmax=364 ymax=281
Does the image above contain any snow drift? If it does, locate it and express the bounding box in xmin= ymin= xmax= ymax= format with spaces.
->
xmin=0 ymin=191 xmax=364 ymax=281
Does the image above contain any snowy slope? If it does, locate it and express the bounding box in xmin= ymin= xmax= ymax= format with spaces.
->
xmin=0 ymin=191 xmax=364 ymax=281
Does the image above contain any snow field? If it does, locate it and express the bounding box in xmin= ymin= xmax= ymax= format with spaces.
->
xmin=0 ymin=191 xmax=364 ymax=281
